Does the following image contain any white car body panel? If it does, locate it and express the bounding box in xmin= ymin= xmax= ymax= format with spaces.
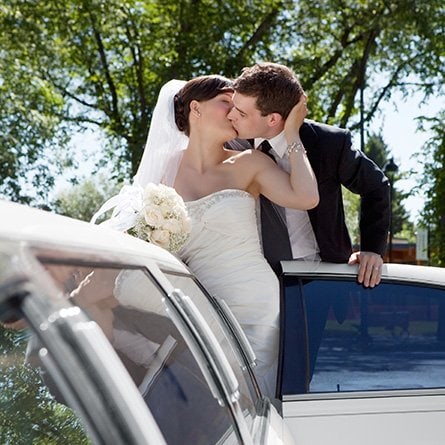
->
xmin=0 ymin=200 xmax=295 ymax=445
xmin=284 ymin=395 xmax=445 ymax=445
xmin=4 ymin=198 xmax=445 ymax=444
xmin=280 ymin=260 xmax=445 ymax=445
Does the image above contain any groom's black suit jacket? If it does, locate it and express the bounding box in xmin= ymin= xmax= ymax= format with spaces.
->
xmin=230 ymin=120 xmax=391 ymax=272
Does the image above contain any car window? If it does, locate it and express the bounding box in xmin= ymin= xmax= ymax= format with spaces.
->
xmin=164 ymin=272 xmax=259 ymax=423
xmin=37 ymin=262 xmax=241 ymax=444
xmin=0 ymin=325 xmax=90 ymax=444
xmin=0 ymin=258 xmax=93 ymax=444
xmin=283 ymin=276 xmax=445 ymax=394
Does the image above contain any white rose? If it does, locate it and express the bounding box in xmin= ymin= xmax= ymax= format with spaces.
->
xmin=162 ymin=218 xmax=182 ymax=234
xmin=143 ymin=183 xmax=157 ymax=200
xmin=162 ymin=185 xmax=180 ymax=201
xmin=150 ymin=229 xmax=170 ymax=249
xmin=159 ymin=200 xmax=174 ymax=217
xmin=143 ymin=206 xmax=164 ymax=228
xmin=168 ymin=204 xmax=182 ymax=218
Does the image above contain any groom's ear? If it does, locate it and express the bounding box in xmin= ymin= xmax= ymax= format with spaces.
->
xmin=266 ymin=112 xmax=284 ymax=129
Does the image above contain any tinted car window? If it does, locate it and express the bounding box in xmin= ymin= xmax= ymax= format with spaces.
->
xmin=0 ymin=326 xmax=90 ymax=444
xmin=283 ymin=277 xmax=445 ymax=393
xmin=40 ymin=263 xmax=240 ymax=444
xmin=165 ymin=272 xmax=259 ymax=423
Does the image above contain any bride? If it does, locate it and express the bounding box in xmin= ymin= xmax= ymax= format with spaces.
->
xmin=95 ymin=75 xmax=318 ymax=400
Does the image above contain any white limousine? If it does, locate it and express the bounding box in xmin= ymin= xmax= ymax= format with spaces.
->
xmin=1 ymin=199 xmax=445 ymax=445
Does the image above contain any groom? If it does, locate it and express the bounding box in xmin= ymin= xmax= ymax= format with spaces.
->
xmin=227 ymin=62 xmax=390 ymax=288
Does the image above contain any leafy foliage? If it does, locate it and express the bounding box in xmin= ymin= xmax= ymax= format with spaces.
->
xmin=0 ymin=327 xmax=90 ymax=444
xmin=419 ymin=112 xmax=445 ymax=265
xmin=282 ymin=1 xmax=444 ymax=127
xmin=342 ymin=186 xmax=360 ymax=245
xmin=365 ymin=133 xmax=412 ymax=237
xmin=54 ymin=174 xmax=120 ymax=221
xmin=344 ymin=132 xmax=414 ymax=247
xmin=1 ymin=0 xmax=443 ymax=211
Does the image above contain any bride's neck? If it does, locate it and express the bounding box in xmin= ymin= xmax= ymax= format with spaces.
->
xmin=183 ymin=134 xmax=226 ymax=171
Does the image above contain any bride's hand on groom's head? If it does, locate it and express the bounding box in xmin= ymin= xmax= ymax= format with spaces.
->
xmin=284 ymin=93 xmax=308 ymax=141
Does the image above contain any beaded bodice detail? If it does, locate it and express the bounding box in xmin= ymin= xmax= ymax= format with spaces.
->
xmin=180 ymin=189 xmax=258 ymax=241
xmin=185 ymin=189 xmax=253 ymax=220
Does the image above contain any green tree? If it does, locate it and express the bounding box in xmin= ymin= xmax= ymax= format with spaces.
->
xmin=419 ymin=111 xmax=445 ymax=265
xmin=0 ymin=0 xmax=284 ymax=204
xmin=343 ymin=132 xmax=414 ymax=248
xmin=285 ymin=0 xmax=444 ymax=129
xmin=54 ymin=174 xmax=120 ymax=221
xmin=342 ymin=186 xmax=360 ymax=246
xmin=365 ymin=133 xmax=413 ymax=237
xmin=1 ymin=0 xmax=443 ymax=208
xmin=0 ymin=327 xmax=90 ymax=444
xmin=365 ymin=133 xmax=390 ymax=169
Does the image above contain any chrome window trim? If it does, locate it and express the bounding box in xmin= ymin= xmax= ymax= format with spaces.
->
xmin=283 ymin=387 xmax=445 ymax=402
xmin=251 ymin=397 xmax=271 ymax=444
xmin=165 ymin=289 xmax=256 ymax=445
xmin=165 ymin=289 xmax=240 ymax=402
xmin=163 ymin=270 xmax=262 ymax=398
xmin=7 ymin=274 xmax=166 ymax=445
xmin=210 ymin=294 xmax=257 ymax=368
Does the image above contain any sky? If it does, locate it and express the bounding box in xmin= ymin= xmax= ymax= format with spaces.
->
xmin=367 ymin=90 xmax=442 ymax=224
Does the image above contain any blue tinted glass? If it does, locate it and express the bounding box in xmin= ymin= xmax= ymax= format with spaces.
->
xmin=39 ymin=265 xmax=237 ymax=444
xmin=303 ymin=280 xmax=445 ymax=393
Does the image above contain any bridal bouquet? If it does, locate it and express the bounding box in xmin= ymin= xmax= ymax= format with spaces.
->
xmin=131 ymin=183 xmax=191 ymax=253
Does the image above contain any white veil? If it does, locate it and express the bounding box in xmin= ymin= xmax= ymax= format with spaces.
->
xmin=91 ymin=79 xmax=189 ymax=231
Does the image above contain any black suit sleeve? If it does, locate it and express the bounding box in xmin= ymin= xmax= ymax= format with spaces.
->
xmin=303 ymin=121 xmax=390 ymax=260
xmin=335 ymin=130 xmax=390 ymax=256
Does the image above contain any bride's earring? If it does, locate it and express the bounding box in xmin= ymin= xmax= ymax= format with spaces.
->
xmin=192 ymin=106 xmax=201 ymax=117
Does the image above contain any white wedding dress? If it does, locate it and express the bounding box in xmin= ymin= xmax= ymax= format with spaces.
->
xmin=178 ymin=189 xmax=279 ymax=399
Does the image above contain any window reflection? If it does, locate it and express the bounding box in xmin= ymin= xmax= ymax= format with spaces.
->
xmin=40 ymin=262 xmax=238 ymax=444
xmin=164 ymin=272 xmax=259 ymax=422
xmin=302 ymin=280 xmax=445 ymax=393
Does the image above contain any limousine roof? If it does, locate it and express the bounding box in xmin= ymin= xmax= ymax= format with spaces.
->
xmin=281 ymin=258 xmax=445 ymax=287
xmin=0 ymin=199 xmax=188 ymax=273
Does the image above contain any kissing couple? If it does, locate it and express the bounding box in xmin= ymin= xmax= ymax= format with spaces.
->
xmin=95 ymin=62 xmax=390 ymax=401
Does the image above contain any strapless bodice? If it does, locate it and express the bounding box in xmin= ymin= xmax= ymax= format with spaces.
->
xmin=184 ymin=188 xmax=257 ymax=237
xmin=178 ymin=189 xmax=279 ymax=399
xmin=179 ymin=189 xmax=267 ymax=282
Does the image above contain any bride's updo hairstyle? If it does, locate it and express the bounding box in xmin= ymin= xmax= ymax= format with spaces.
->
xmin=174 ymin=75 xmax=233 ymax=136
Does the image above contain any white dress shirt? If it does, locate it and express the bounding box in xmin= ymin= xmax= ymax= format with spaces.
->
xmin=255 ymin=132 xmax=320 ymax=260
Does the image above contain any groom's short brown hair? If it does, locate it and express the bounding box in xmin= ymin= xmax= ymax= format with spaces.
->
xmin=233 ymin=62 xmax=304 ymax=119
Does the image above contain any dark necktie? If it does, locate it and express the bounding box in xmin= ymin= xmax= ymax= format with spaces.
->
xmin=259 ymin=140 xmax=274 ymax=157
xmin=258 ymin=141 xmax=293 ymax=274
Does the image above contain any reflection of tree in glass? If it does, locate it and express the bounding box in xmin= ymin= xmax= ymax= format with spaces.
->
xmin=0 ymin=326 xmax=90 ymax=444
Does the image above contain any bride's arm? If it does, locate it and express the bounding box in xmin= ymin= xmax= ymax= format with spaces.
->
xmin=252 ymin=96 xmax=319 ymax=210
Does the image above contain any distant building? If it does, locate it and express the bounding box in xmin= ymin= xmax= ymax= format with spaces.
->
xmin=354 ymin=239 xmax=424 ymax=265
xmin=383 ymin=238 xmax=421 ymax=265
